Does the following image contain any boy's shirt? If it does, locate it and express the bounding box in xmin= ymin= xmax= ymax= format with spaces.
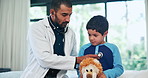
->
xmin=78 ymin=43 xmax=124 ymax=78
xmin=83 ymin=44 xmax=113 ymax=71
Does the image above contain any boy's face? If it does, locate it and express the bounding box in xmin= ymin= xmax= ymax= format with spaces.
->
xmin=87 ymin=29 xmax=107 ymax=46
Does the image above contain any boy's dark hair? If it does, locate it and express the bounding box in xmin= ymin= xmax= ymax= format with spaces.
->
xmin=86 ymin=15 xmax=109 ymax=35
xmin=51 ymin=0 xmax=72 ymax=11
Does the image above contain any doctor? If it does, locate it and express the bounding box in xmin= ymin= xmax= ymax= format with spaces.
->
xmin=21 ymin=0 xmax=99 ymax=78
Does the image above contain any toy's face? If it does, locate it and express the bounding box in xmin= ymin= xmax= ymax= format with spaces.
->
xmin=79 ymin=58 xmax=103 ymax=78
xmin=81 ymin=64 xmax=99 ymax=78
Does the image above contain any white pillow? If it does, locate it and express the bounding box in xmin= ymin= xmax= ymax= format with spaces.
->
xmin=118 ymin=70 xmax=148 ymax=78
xmin=0 ymin=71 xmax=22 ymax=78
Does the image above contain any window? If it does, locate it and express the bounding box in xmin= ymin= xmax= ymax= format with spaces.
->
xmin=69 ymin=3 xmax=105 ymax=50
xmin=107 ymin=0 xmax=147 ymax=70
xmin=30 ymin=6 xmax=47 ymax=25
xmin=30 ymin=0 xmax=147 ymax=70
xmin=70 ymin=0 xmax=147 ymax=70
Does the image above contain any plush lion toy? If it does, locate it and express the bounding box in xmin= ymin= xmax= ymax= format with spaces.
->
xmin=79 ymin=58 xmax=103 ymax=78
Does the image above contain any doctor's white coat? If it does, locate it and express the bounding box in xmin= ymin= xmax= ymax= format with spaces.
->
xmin=20 ymin=17 xmax=77 ymax=78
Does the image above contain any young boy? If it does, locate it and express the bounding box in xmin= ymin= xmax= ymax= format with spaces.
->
xmin=78 ymin=15 xmax=124 ymax=78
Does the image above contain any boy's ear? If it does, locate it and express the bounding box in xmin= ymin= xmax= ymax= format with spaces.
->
xmin=103 ymin=31 xmax=108 ymax=37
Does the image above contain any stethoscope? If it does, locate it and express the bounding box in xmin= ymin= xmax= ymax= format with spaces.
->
xmin=95 ymin=45 xmax=103 ymax=58
xmin=48 ymin=15 xmax=69 ymax=44
xmin=48 ymin=15 xmax=68 ymax=34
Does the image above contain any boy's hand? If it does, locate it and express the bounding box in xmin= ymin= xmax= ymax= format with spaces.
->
xmin=99 ymin=73 xmax=106 ymax=78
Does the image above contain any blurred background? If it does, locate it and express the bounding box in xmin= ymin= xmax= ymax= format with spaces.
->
xmin=30 ymin=0 xmax=147 ymax=70
xmin=0 ymin=0 xmax=147 ymax=72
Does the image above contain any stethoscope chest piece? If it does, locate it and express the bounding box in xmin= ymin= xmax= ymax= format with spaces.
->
xmin=97 ymin=52 xmax=103 ymax=58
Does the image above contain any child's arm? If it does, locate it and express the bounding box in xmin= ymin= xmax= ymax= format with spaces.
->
xmin=104 ymin=44 xmax=124 ymax=78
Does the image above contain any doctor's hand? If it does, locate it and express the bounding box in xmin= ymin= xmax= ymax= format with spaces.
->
xmin=76 ymin=54 xmax=99 ymax=64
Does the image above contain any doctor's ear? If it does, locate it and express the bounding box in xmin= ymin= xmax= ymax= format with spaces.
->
xmin=51 ymin=12 xmax=55 ymax=15
xmin=50 ymin=9 xmax=55 ymax=15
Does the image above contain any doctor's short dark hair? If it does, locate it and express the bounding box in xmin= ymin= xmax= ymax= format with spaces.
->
xmin=86 ymin=15 xmax=109 ymax=35
xmin=50 ymin=0 xmax=72 ymax=11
